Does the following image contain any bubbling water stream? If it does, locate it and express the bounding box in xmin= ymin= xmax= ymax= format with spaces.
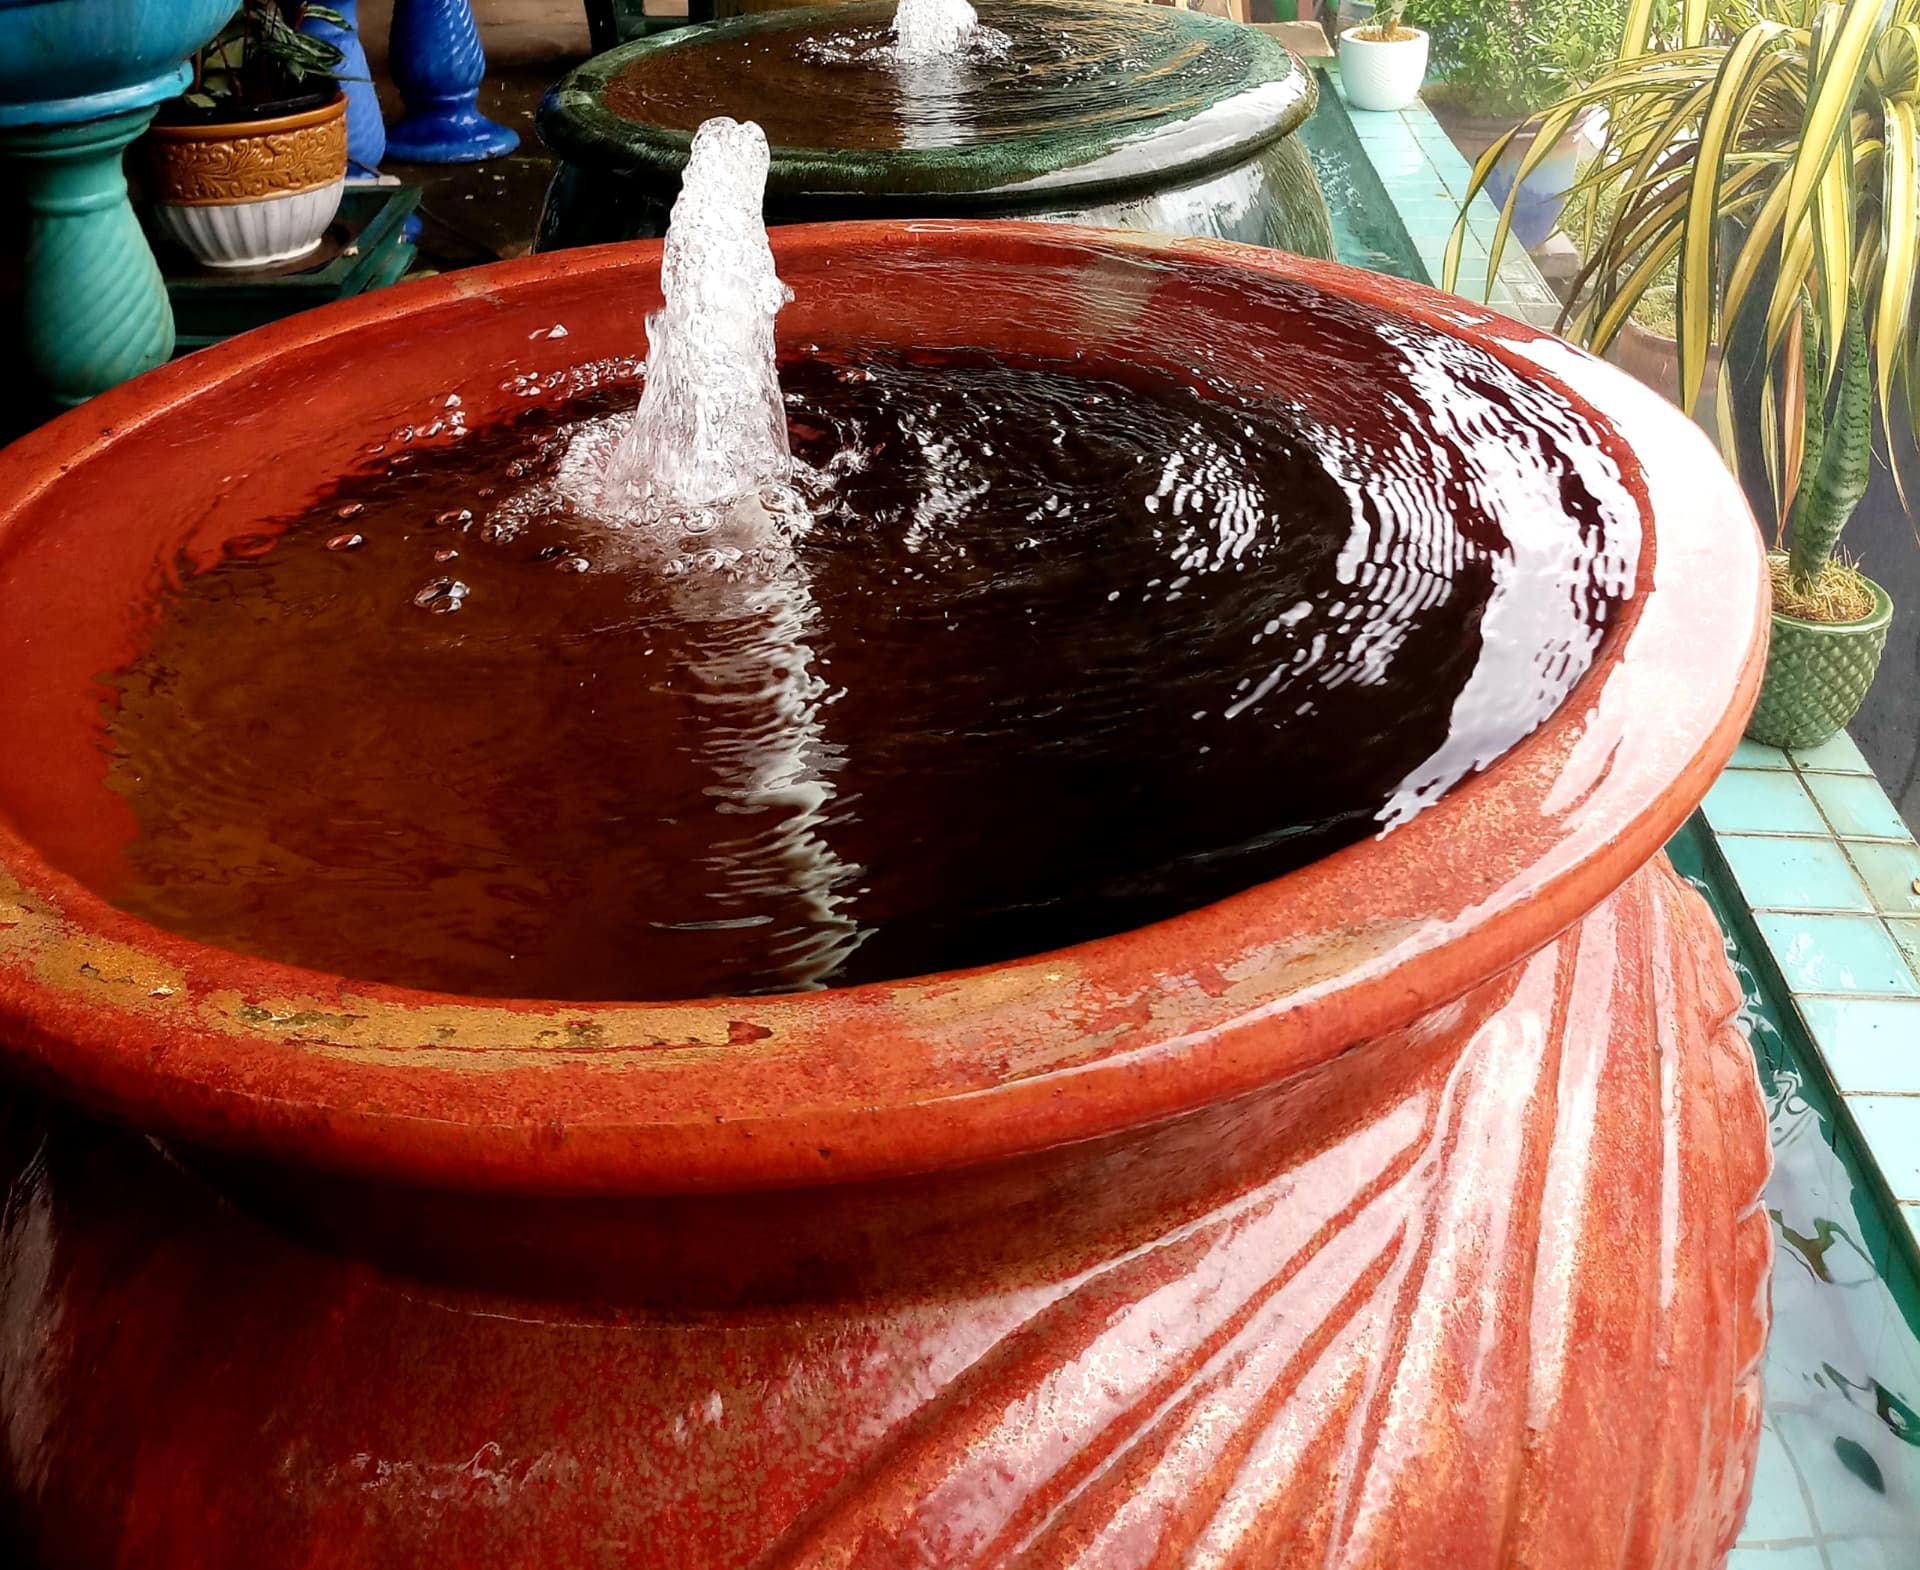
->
xmin=893 ymin=0 xmax=980 ymax=61
xmin=598 ymin=118 xmax=797 ymax=535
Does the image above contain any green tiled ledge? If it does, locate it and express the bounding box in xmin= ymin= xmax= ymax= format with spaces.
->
xmin=1695 ymin=729 xmax=1920 ymax=1259
xmin=1324 ymin=70 xmax=1562 ymax=328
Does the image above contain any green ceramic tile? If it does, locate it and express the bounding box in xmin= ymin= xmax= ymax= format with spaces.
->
xmin=1755 ymin=913 xmax=1920 ymax=996
xmin=1738 ymin=1424 xmax=1815 ymax=1542
xmin=1730 ymin=740 xmax=1794 ymax=768
xmin=1720 ymin=836 xmax=1872 ymax=912
xmin=1890 ymin=918 xmax=1920 ymax=983
xmin=1799 ymin=998 xmax=1920 ymax=1093
xmin=1844 ymin=1096 xmax=1920 ymax=1196
xmin=1845 ymin=840 xmax=1920 ymax=915
xmin=1804 ymin=771 xmax=1911 ymax=840
xmin=1703 ymin=770 xmax=1827 ymax=835
xmin=1791 ymin=730 xmax=1874 ymax=774
xmin=1724 ymin=1550 xmax=1824 ymax=1569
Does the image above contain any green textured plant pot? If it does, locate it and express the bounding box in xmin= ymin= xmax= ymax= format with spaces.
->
xmin=1745 ymin=568 xmax=1894 ymax=751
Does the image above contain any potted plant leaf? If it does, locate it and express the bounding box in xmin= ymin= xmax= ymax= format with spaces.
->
xmin=1450 ymin=0 xmax=1917 ymax=744
xmin=144 ymin=1 xmax=352 ymax=270
xmin=1416 ymin=0 xmax=1621 ymax=246
xmin=1337 ymin=0 xmax=1430 ymax=112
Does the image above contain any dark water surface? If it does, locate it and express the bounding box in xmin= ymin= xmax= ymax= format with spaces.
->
xmin=95 ymin=348 xmax=1630 ymax=1000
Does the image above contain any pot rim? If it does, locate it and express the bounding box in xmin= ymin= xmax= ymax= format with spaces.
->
xmin=0 ymin=222 xmax=1768 ymax=1197
xmin=1336 ymin=24 xmax=1429 ymax=44
xmin=1768 ymin=562 xmax=1895 ymax=635
xmin=535 ymin=0 xmax=1316 ymax=206
xmin=145 ymin=88 xmax=347 ymax=143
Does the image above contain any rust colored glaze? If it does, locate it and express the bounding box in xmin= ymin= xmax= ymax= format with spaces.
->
xmin=0 ymin=225 xmax=1770 ymax=1567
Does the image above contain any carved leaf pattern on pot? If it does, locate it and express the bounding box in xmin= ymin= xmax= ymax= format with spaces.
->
xmin=147 ymin=116 xmax=347 ymax=206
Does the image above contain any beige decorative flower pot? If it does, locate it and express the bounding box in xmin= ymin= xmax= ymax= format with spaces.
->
xmin=145 ymin=93 xmax=348 ymax=270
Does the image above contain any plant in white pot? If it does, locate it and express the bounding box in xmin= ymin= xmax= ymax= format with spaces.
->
xmin=143 ymin=1 xmax=352 ymax=270
xmin=1338 ymin=0 xmax=1429 ymax=113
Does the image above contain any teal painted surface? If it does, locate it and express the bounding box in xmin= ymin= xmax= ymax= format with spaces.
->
xmin=0 ymin=106 xmax=173 ymax=406
xmin=1671 ymin=820 xmax=1920 ymax=1565
xmin=1704 ymin=769 xmax=1833 ymax=836
xmin=1298 ymin=73 xmax=1427 ymax=283
xmin=1326 ymin=68 xmax=1559 ymax=324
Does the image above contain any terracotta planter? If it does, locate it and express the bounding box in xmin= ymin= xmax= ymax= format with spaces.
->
xmin=0 ymin=225 xmax=1771 ymax=1568
xmin=144 ymin=92 xmax=348 ymax=268
xmin=1606 ymin=315 xmax=1722 ymax=422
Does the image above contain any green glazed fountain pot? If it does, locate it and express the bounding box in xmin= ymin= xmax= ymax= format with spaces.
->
xmin=534 ymin=0 xmax=1336 ymax=254
xmin=0 ymin=224 xmax=1770 ymax=1567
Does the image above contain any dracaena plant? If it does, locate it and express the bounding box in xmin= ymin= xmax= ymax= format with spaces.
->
xmin=1445 ymin=0 xmax=1920 ymax=525
xmin=189 ymin=0 xmax=349 ymax=114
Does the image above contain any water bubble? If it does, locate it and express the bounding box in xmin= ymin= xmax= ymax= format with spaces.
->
xmin=224 ymin=533 xmax=278 ymax=561
xmin=336 ymin=502 xmax=365 ymax=520
xmin=434 ymin=547 xmax=459 ymax=563
xmin=327 ymin=532 xmax=365 ymax=552
xmin=433 ymin=508 xmax=473 ymax=530
xmin=558 ymin=555 xmax=590 ymax=573
xmin=412 ymin=578 xmax=468 ymax=614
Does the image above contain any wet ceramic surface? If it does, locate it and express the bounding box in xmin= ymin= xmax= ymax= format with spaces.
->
xmin=0 ymin=226 xmax=1771 ymax=1564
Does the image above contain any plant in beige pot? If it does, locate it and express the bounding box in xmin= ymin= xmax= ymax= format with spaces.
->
xmin=144 ymin=1 xmax=352 ymax=270
xmin=1337 ymin=0 xmax=1429 ymax=112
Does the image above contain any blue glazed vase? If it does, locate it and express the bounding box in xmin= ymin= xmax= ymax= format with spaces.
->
xmin=386 ymin=0 xmax=519 ymax=163
xmin=0 ymin=0 xmax=239 ymax=127
xmin=302 ymin=0 xmax=387 ymax=177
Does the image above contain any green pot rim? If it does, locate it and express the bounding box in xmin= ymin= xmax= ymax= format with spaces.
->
xmin=535 ymin=0 xmax=1315 ymax=205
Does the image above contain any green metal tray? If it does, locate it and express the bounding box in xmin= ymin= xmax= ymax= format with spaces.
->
xmin=165 ymin=184 xmax=421 ymax=352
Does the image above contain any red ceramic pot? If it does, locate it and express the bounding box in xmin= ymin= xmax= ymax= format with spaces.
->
xmin=0 ymin=225 xmax=1771 ymax=1568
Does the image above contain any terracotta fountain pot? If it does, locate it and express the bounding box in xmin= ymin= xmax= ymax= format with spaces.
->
xmin=0 ymin=224 xmax=1770 ymax=1568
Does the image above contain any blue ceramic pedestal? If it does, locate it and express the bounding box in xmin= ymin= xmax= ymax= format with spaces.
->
xmin=302 ymin=0 xmax=386 ymax=177
xmin=386 ymin=0 xmax=520 ymax=163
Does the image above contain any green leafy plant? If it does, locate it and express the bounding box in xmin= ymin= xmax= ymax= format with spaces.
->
xmin=1447 ymin=0 xmax=1920 ymax=536
xmin=1416 ymin=0 xmax=1628 ymax=117
xmin=188 ymin=1 xmax=349 ymax=114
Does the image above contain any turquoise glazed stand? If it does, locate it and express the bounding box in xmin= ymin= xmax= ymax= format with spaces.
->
xmin=0 ymin=0 xmax=236 ymax=407
xmin=0 ymin=109 xmax=174 ymax=408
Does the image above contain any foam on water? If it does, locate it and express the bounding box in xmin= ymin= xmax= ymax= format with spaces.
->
xmin=893 ymin=0 xmax=979 ymax=62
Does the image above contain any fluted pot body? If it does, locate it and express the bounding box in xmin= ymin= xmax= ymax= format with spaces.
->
xmin=0 ymin=226 xmax=1771 ymax=1569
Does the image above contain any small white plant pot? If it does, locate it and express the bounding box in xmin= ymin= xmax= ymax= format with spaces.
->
xmin=1337 ymin=26 xmax=1430 ymax=113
